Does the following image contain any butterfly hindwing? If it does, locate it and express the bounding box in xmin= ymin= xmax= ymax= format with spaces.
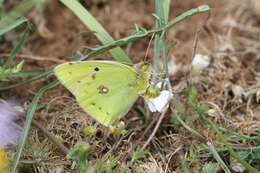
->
xmin=54 ymin=61 xmax=139 ymax=126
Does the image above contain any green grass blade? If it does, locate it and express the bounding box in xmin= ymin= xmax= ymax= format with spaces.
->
xmin=161 ymin=36 xmax=169 ymax=78
xmin=4 ymin=26 xmax=30 ymax=67
xmin=10 ymin=80 xmax=59 ymax=173
xmin=0 ymin=70 xmax=52 ymax=90
xmin=208 ymin=120 xmax=260 ymax=173
xmin=155 ymin=0 xmax=166 ymax=25
xmin=152 ymin=34 xmax=161 ymax=82
xmin=218 ymin=126 xmax=260 ymax=142
xmin=0 ymin=17 xmax=27 ymax=36
xmin=199 ymin=144 xmax=260 ymax=154
xmin=0 ymin=70 xmax=44 ymax=81
xmin=0 ymin=0 xmax=41 ymax=36
xmin=207 ymin=142 xmax=231 ymax=173
xmin=174 ymin=113 xmax=205 ymax=140
xmin=60 ymin=0 xmax=131 ymax=64
xmin=151 ymin=0 xmax=170 ymax=82
xmin=180 ymin=155 xmax=192 ymax=173
xmin=160 ymin=0 xmax=170 ymax=79
xmin=163 ymin=0 xmax=171 ymax=22
xmin=224 ymin=144 xmax=260 ymax=173
xmin=86 ymin=29 xmax=150 ymax=57
xmin=1 ymin=69 xmax=45 ymax=78
xmin=0 ymin=0 xmax=3 ymax=14
xmin=86 ymin=5 xmax=210 ymax=59
xmin=166 ymin=5 xmax=210 ymax=30
xmin=202 ymin=162 xmax=218 ymax=173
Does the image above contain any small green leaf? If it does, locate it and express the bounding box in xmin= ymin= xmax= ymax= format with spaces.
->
xmin=83 ymin=126 xmax=97 ymax=137
xmin=67 ymin=142 xmax=91 ymax=173
xmin=109 ymin=121 xmax=128 ymax=136
xmin=188 ymin=86 xmax=199 ymax=107
xmin=0 ymin=60 xmax=24 ymax=81
xmin=208 ymin=142 xmax=231 ymax=173
xmin=131 ymin=148 xmax=149 ymax=165
xmin=202 ymin=162 xmax=218 ymax=173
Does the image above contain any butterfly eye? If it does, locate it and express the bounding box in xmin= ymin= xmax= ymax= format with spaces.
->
xmin=94 ymin=67 xmax=100 ymax=71
xmin=141 ymin=63 xmax=149 ymax=72
xmin=91 ymin=73 xmax=96 ymax=80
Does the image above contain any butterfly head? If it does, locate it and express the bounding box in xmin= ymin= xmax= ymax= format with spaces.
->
xmin=131 ymin=62 xmax=151 ymax=94
xmin=145 ymin=85 xmax=160 ymax=99
xmin=134 ymin=62 xmax=150 ymax=74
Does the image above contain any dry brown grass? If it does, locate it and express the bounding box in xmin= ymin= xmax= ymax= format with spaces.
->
xmin=1 ymin=0 xmax=259 ymax=172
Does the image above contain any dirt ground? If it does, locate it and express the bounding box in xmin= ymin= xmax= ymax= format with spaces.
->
xmin=1 ymin=0 xmax=260 ymax=172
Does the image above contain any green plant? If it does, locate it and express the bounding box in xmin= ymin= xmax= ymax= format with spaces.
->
xmin=202 ymin=162 xmax=217 ymax=173
xmin=67 ymin=142 xmax=91 ymax=173
xmin=0 ymin=61 xmax=24 ymax=81
xmin=0 ymin=0 xmax=43 ymax=36
xmin=238 ymin=148 xmax=260 ymax=165
xmin=130 ymin=148 xmax=149 ymax=166
xmin=8 ymin=1 xmax=211 ymax=172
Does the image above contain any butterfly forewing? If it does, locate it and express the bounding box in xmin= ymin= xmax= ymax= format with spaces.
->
xmin=54 ymin=61 xmax=142 ymax=126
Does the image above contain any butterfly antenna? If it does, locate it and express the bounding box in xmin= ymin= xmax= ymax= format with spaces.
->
xmin=144 ymin=33 xmax=155 ymax=63
xmin=190 ymin=8 xmax=210 ymax=62
xmin=191 ymin=29 xmax=201 ymax=62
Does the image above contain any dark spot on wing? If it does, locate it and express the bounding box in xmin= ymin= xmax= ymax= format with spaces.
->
xmin=90 ymin=102 xmax=96 ymax=106
xmin=91 ymin=73 xmax=96 ymax=80
xmin=68 ymin=71 xmax=72 ymax=74
xmin=128 ymin=83 xmax=134 ymax=87
xmin=77 ymin=80 xmax=81 ymax=83
xmin=94 ymin=67 xmax=100 ymax=71
xmin=97 ymin=85 xmax=109 ymax=94
xmin=98 ymin=107 xmax=102 ymax=110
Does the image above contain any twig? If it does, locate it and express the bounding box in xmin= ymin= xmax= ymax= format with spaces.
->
xmin=32 ymin=119 xmax=69 ymax=155
xmin=102 ymin=136 xmax=124 ymax=160
xmin=120 ymin=113 xmax=160 ymax=163
xmin=174 ymin=113 xmax=205 ymax=140
xmin=83 ymin=5 xmax=211 ymax=59
xmin=191 ymin=29 xmax=201 ymax=62
xmin=136 ymin=112 xmax=160 ymax=146
xmin=144 ymin=33 xmax=155 ymax=62
xmin=164 ymin=145 xmax=182 ymax=173
xmin=0 ymin=70 xmax=53 ymax=90
xmin=142 ymin=109 xmax=168 ymax=149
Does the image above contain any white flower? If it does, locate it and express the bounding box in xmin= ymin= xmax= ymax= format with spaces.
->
xmin=167 ymin=56 xmax=178 ymax=76
xmin=146 ymin=90 xmax=173 ymax=113
xmin=192 ymin=54 xmax=210 ymax=74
